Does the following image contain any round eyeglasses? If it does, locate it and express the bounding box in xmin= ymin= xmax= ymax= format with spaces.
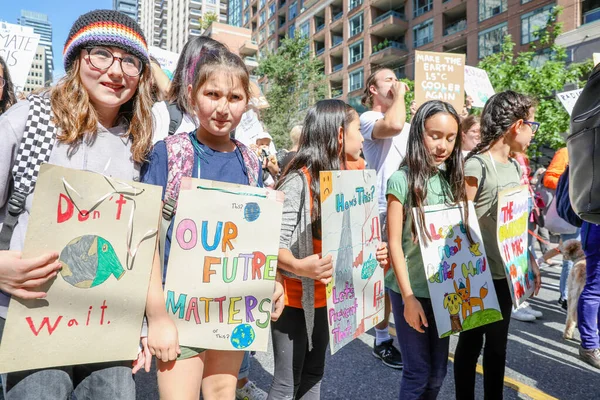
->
xmin=86 ymin=47 xmax=143 ymax=77
xmin=523 ymin=120 xmax=540 ymax=134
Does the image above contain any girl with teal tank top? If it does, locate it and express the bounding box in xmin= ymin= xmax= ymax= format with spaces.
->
xmin=386 ymin=100 xmax=472 ymax=399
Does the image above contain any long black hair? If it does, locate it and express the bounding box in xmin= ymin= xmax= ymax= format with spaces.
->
xmin=277 ymin=99 xmax=357 ymax=221
xmin=0 ymin=56 xmax=17 ymax=114
xmin=466 ymin=90 xmax=535 ymax=160
xmin=401 ymin=100 xmax=472 ymax=243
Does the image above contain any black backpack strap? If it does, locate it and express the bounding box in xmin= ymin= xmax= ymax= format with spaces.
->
xmin=0 ymin=94 xmax=57 ymax=250
xmin=165 ymin=101 xmax=184 ymax=136
xmin=472 ymin=155 xmax=486 ymax=202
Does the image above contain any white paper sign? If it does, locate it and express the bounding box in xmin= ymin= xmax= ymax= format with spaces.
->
xmin=464 ymin=66 xmax=495 ymax=108
xmin=556 ymin=88 xmax=583 ymax=116
xmin=0 ymin=23 xmax=40 ymax=93
xmin=149 ymin=46 xmax=180 ymax=80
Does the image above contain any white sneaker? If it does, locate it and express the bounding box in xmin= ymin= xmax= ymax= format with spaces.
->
xmin=511 ymin=308 xmax=536 ymax=322
xmin=520 ymin=302 xmax=543 ymax=318
xmin=236 ymin=381 xmax=268 ymax=400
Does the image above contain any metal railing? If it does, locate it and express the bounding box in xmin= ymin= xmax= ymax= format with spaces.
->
xmin=372 ymin=41 xmax=407 ymax=54
xmin=443 ymin=19 xmax=467 ymax=36
xmin=373 ymin=10 xmax=405 ymax=25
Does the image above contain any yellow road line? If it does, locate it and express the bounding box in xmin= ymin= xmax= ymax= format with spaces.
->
xmin=387 ymin=327 xmax=557 ymax=400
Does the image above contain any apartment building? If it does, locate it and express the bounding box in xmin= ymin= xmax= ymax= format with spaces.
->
xmin=18 ymin=10 xmax=53 ymax=85
xmin=236 ymin=0 xmax=594 ymax=111
xmin=23 ymin=45 xmax=49 ymax=93
xmin=202 ymin=21 xmax=260 ymax=70
xmin=139 ymin=0 xmax=229 ymax=52
xmin=556 ymin=0 xmax=600 ymax=63
xmin=113 ymin=0 xmax=140 ymax=20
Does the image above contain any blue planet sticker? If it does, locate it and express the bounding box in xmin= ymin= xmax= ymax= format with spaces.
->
xmin=230 ymin=324 xmax=256 ymax=349
xmin=244 ymin=202 xmax=261 ymax=222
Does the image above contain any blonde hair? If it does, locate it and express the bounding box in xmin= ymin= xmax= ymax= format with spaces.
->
xmin=50 ymin=57 xmax=154 ymax=163
xmin=289 ymin=125 xmax=302 ymax=147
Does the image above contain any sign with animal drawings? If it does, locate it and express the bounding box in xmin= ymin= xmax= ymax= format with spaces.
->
xmin=497 ymin=186 xmax=535 ymax=307
xmin=0 ymin=164 xmax=161 ymax=373
xmin=164 ymin=178 xmax=284 ymax=351
xmin=414 ymin=203 xmax=502 ymax=338
xmin=320 ymin=170 xmax=385 ymax=354
xmin=414 ymin=50 xmax=465 ymax=112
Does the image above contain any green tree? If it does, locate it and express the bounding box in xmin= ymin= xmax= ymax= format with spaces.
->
xmin=256 ymin=36 xmax=328 ymax=149
xmin=477 ymin=7 xmax=593 ymax=152
xmin=199 ymin=12 xmax=218 ymax=30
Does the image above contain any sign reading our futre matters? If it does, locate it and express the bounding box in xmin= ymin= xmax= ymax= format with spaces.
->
xmin=414 ymin=50 xmax=466 ymax=112
xmin=164 ymin=178 xmax=284 ymax=351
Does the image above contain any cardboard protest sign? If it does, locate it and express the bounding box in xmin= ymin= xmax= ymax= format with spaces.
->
xmin=0 ymin=164 xmax=161 ymax=373
xmin=0 ymin=22 xmax=40 ymax=93
xmin=464 ymin=66 xmax=495 ymax=108
xmin=149 ymin=46 xmax=180 ymax=80
xmin=414 ymin=50 xmax=465 ymax=112
xmin=164 ymin=178 xmax=283 ymax=351
xmin=496 ymin=186 xmax=535 ymax=307
xmin=414 ymin=203 xmax=502 ymax=338
xmin=320 ymin=170 xmax=385 ymax=354
xmin=556 ymin=88 xmax=583 ymax=116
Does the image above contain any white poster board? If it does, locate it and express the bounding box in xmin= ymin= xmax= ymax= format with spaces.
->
xmin=414 ymin=203 xmax=502 ymax=338
xmin=164 ymin=178 xmax=284 ymax=351
xmin=556 ymin=88 xmax=583 ymax=116
xmin=320 ymin=170 xmax=385 ymax=354
xmin=464 ymin=66 xmax=495 ymax=108
xmin=0 ymin=22 xmax=40 ymax=93
xmin=149 ymin=46 xmax=180 ymax=80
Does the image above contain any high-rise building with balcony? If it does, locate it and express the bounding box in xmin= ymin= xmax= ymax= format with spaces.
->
xmin=18 ymin=10 xmax=53 ymax=84
xmin=114 ymin=0 xmax=140 ymax=21
xmin=235 ymin=0 xmax=590 ymax=111
xmin=139 ymin=0 xmax=229 ymax=52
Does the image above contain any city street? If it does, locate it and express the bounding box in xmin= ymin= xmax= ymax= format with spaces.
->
xmin=132 ymin=252 xmax=600 ymax=400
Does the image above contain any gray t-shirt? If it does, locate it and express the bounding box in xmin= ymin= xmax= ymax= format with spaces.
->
xmin=0 ymin=100 xmax=140 ymax=318
xmin=464 ymin=154 xmax=522 ymax=279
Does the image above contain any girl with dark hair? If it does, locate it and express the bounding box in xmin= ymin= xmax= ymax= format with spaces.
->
xmin=152 ymin=36 xmax=228 ymax=142
xmin=270 ymin=99 xmax=388 ymax=399
xmin=455 ymin=90 xmax=542 ymax=399
xmin=386 ymin=100 xmax=469 ymax=399
xmin=0 ymin=55 xmax=17 ymax=115
xmin=142 ymin=49 xmax=286 ymax=400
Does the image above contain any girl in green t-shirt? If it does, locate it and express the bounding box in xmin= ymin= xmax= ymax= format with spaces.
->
xmin=455 ymin=90 xmax=542 ymax=400
xmin=387 ymin=100 xmax=471 ymax=399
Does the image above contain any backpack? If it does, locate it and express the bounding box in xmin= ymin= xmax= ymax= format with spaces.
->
xmin=0 ymin=95 xmax=57 ymax=250
xmin=165 ymin=101 xmax=184 ymax=136
xmin=158 ymin=132 xmax=261 ymax=270
xmin=568 ymin=63 xmax=600 ymax=224
xmin=556 ymin=165 xmax=583 ymax=228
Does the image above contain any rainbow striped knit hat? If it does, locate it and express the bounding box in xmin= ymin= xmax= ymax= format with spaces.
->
xmin=63 ymin=9 xmax=149 ymax=72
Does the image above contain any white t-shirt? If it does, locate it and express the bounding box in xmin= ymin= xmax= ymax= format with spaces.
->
xmin=360 ymin=111 xmax=410 ymax=213
xmin=151 ymin=101 xmax=198 ymax=143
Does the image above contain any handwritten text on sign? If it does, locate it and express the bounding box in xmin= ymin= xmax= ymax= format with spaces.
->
xmin=416 ymin=203 xmax=502 ymax=338
xmin=321 ymin=170 xmax=385 ymax=354
xmin=0 ymin=23 xmax=40 ymax=92
xmin=414 ymin=50 xmax=465 ymax=112
xmin=496 ymin=186 xmax=534 ymax=307
xmin=164 ymin=178 xmax=284 ymax=351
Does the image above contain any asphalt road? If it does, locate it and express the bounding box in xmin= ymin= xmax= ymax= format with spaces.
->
xmin=132 ymin=249 xmax=600 ymax=399
xmin=1 ymin=247 xmax=597 ymax=399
